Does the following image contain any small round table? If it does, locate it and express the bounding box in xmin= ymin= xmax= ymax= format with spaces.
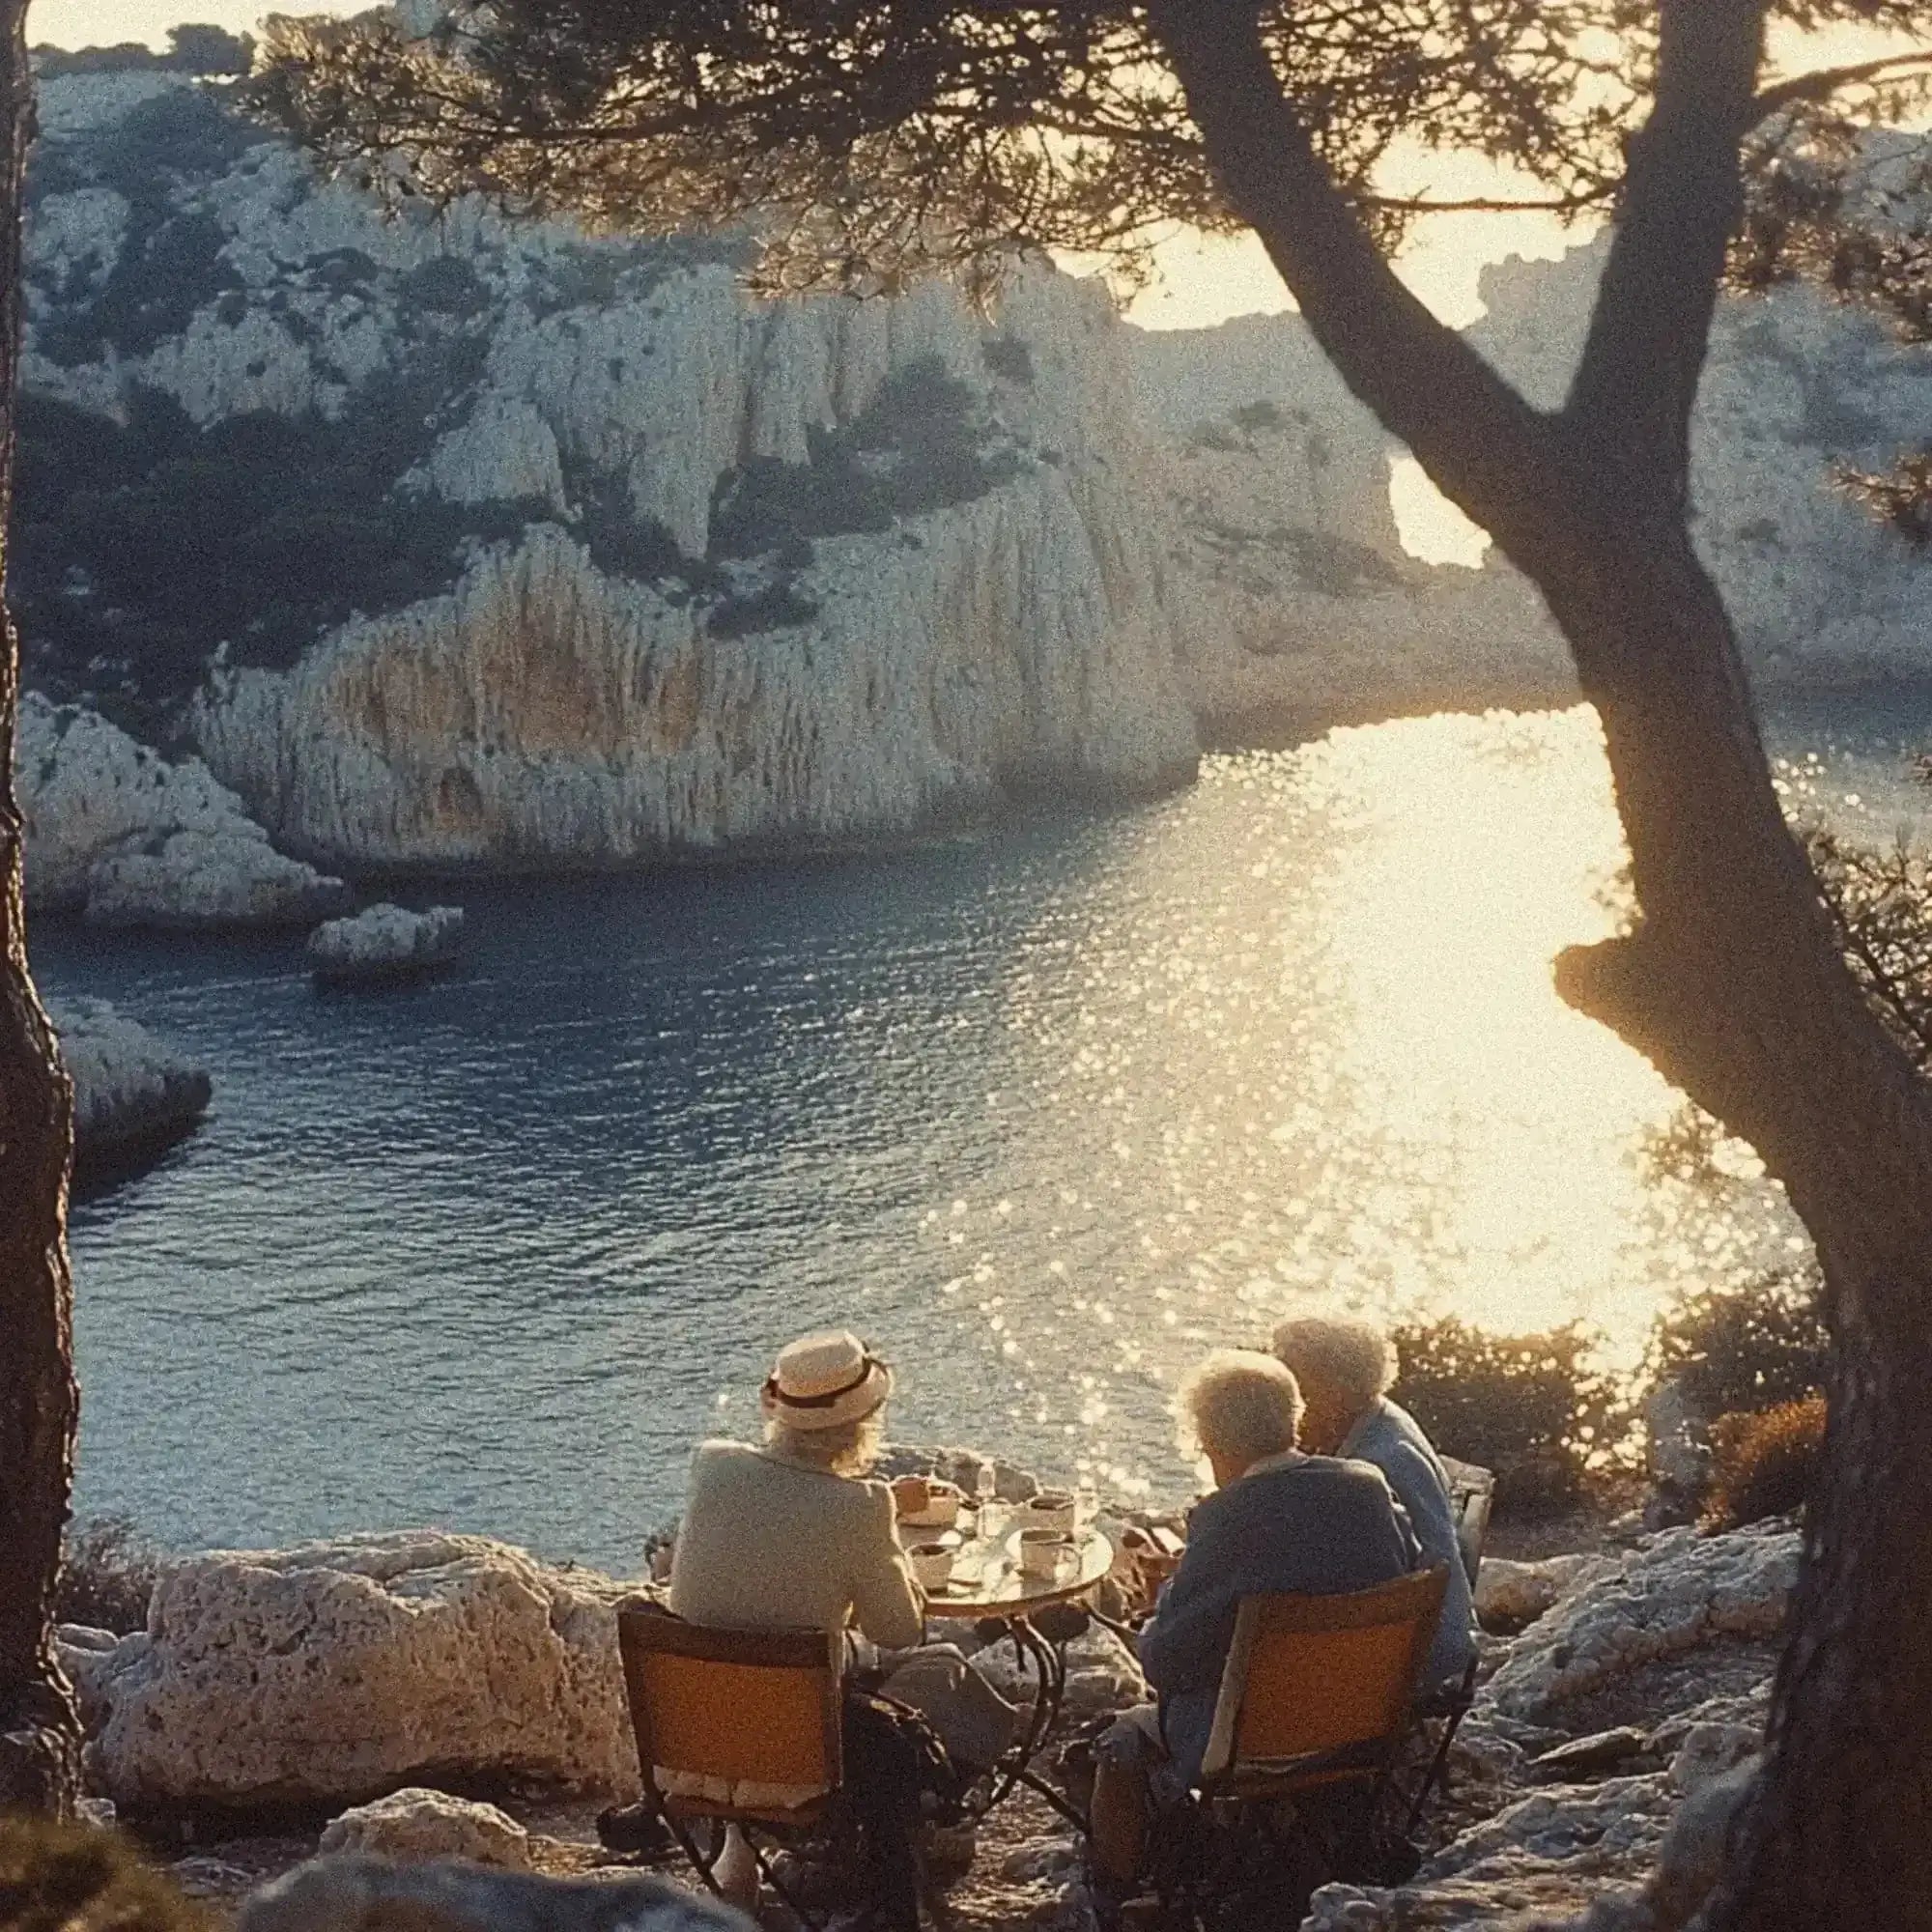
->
xmin=901 ymin=1521 xmax=1114 ymax=1828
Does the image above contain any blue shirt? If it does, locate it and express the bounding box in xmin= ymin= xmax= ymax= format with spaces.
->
xmin=1340 ymin=1398 xmax=1479 ymax=1693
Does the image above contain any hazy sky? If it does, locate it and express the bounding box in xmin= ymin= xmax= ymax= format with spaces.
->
xmin=28 ymin=2 xmax=1922 ymax=330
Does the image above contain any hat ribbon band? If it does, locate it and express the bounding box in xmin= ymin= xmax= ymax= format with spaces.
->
xmin=765 ymin=1356 xmax=884 ymax=1409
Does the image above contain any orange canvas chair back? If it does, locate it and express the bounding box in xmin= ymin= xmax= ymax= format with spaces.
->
xmin=1199 ymin=1566 xmax=1449 ymax=1789
xmin=616 ymin=1604 xmax=843 ymax=1813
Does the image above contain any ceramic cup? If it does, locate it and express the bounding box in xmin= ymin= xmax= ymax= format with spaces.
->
xmin=1021 ymin=1490 xmax=1077 ymax=1535
xmin=901 ymin=1482 xmax=964 ymax=1531
xmin=1017 ymin=1527 xmax=1071 ymax=1577
xmin=909 ymin=1542 xmax=955 ymax=1590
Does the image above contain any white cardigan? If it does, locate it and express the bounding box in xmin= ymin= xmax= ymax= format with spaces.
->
xmin=667 ymin=1438 xmax=923 ymax=1650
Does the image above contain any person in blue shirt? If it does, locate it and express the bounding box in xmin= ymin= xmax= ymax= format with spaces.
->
xmin=1088 ymin=1350 xmax=1418 ymax=1902
xmin=1271 ymin=1315 xmax=1479 ymax=1697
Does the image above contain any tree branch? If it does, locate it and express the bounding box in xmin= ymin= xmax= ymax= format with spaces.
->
xmin=1754 ymin=52 xmax=1932 ymax=119
xmin=1142 ymin=0 xmax=1578 ymax=578
xmin=1564 ymin=0 xmax=1768 ymax=506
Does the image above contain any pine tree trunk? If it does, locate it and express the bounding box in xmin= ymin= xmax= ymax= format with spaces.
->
xmin=1703 ymin=1280 xmax=1932 ymax=1930
xmin=1147 ymin=7 xmax=1932 ymax=1921
xmin=0 ymin=0 xmax=80 ymax=1821
xmin=1538 ymin=518 xmax=1932 ymax=1932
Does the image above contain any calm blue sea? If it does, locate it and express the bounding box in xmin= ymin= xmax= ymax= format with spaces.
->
xmin=38 ymin=698 xmax=1932 ymax=1571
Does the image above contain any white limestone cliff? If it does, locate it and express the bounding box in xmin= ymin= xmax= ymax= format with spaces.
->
xmin=17 ymin=694 xmax=348 ymax=926
xmin=20 ymin=67 xmax=1932 ymax=881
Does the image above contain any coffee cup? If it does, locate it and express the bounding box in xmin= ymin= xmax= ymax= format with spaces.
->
xmin=909 ymin=1542 xmax=954 ymax=1590
xmin=900 ymin=1481 xmax=963 ymax=1531
xmin=1017 ymin=1527 xmax=1070 ymax=1578
xmin=1021 ymin=1491 xmax=1077 ymax=1535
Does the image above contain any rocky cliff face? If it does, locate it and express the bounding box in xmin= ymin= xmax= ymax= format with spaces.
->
xmin=20 ymin=69 xmax=1198 ymax=871
xmin=17 ymin=66 xmax=1932 ymax=875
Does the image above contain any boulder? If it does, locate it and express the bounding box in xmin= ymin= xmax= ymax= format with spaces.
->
xmin=307 ymin=903 xmax=466 ymax=988
xmin=87 ymin=1530 xmax=643 ymax=1810
xmin=52 ymin=997 xmax=212 ymax=1184
xmin=1474 ymin=1553 xmax=1613 ymax=1632
xmin=237 ymin=1855 xmax=750 ymax=1932
xmin=320 ymin=1790 xmax=530 ymax=1870
xmin=1305 ymin=1773 xmax=1684 ymax=1932
xmin=1483 ymin=1523 xmax=1797 ymax=1725
xmin=1059 ymin=1624 xmax=1148 ymax=1719
xmin=1531 ymin=1728 xmax=1653 ymax=1780
xmin=55 ymin=1622 xmax=147 ymax=1735
xmin=1644 ymin=1380 xmax=1714 ymax=1520
xmin=18 ymin=694 xmax=348 ymax=929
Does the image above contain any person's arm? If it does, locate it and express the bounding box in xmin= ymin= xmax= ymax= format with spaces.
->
xmin=848 ymin=1480 xmax=925 ymax=1650
xmin=1377 ymin=1444 xmax=1457 ymax=1573
xmin=1136 ymin=1505 xmax=1239 ymax=1696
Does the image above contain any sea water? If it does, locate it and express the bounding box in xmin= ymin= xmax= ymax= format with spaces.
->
xmin=38 ymin=699 xmax=1932 ymax=1570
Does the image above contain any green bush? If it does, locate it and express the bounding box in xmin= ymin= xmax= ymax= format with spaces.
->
xmin=13 ymin=384 xmax=538 ymax=727
xmin=708 ymin=355 xmax=1014 ymax=559
xmin=1642 ymin=1270 xmax=1829 ymax=1422
xmin=1389 ymin=1317 xmax=1627 ymax=1512
xmin=1703 ymin=1396 xmax=1827 ymax=1531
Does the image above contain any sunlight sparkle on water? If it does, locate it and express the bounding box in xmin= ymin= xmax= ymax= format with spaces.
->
xmin=916 ymin=706 xmax=1801 ymax=1498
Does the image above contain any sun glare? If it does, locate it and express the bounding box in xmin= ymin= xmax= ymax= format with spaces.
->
xmin=1388 ymin=455 xmax=1491 ymax=569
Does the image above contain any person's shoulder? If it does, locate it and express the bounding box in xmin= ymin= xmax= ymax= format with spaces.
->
xmin=1293 ymin=1453 xmax=1399 ymax=1507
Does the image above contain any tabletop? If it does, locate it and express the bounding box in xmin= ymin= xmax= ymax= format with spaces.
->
xmin=901 ymin=1520 xmax=1115 ymax=1618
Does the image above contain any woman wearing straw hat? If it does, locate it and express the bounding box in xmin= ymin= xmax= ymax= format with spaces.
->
xmin=668 ymin=1329 xmax=934 ymax=1638
xmin=668 ymin=1330 xmax=1020 ymax=1924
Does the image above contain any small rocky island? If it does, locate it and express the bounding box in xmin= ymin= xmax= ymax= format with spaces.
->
xmin=52 ymin=997 xmax=211 ymax=1187
xmin=307 ymin=903 xmax=466 ymax=990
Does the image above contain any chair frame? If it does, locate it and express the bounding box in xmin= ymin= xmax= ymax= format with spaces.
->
xmin=1387 ymin=1462 xmax=1494 ymax=1837
xmin=615 ymin=1603 xmax=852 ymax=1927
xmin=1151 ymin=1567 xmax=1450 ymax=1929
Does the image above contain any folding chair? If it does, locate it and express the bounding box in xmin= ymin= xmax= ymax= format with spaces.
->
xmin=1156 ymin=1567 xmax=1450 ymax=1923
xmin=615 ymin=1602 xmax=849 ymax=1925
xmin=1401 ymin=1462 xmax=1493 ymax=1837
xmin=1441 ymin=1459 xmax=1495 ymax=1589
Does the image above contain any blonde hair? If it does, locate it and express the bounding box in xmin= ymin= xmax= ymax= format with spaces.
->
xmin=1178 ymin=1350 xmax=1303 ymax=1467
xmin=1270 ymin=1316 xmax=1398 ymax=1416
xmin=764 ymin=1406 xmax=886 ymax=1478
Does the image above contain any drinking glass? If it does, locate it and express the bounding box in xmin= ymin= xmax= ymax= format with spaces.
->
xmin=974 ymin=1461 xmax=1007 ymax=1541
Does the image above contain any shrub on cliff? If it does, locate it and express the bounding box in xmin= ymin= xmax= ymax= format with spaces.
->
xmin=1642 ymin=1270 xmax=1829 ymax=1423
xmin=1389 ymin=1317 xmax=1626 ymax=1512
xmin=0 ymin=1815 xmax=207 ymax=1932
xmin=56 ymin=1517 xmax=161 ymax=1634
xmin=1704 ymin=1396 xmax=1827 ymax=1531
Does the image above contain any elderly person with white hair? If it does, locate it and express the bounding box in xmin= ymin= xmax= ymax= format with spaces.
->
xmin=1271 ymin=1315 xmax=1478 ymax=1695
xmin=1087 ymin=1350 xmax=1418 ymax=1905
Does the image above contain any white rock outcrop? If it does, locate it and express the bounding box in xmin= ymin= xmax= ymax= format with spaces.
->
xmin=50 ymin=995 xmax=211 ymax=1178
xmin=85 ymin=1530 xmax=641 ymax=1810
xmin=1474 ymin=1552 xmax=1616 ymax=1632
xmin=18 ymin=695 xmax=347 ymax=928
xmin=24 ymin=71 xmax=1932 ymax=878
xmin=307 ymin=902 xmax=465 ymax=984
xmin=319 ymin=1789 xmax=531 ymax=1869
xmin=1486 ymin=1521 xmax=1797 ymax=1724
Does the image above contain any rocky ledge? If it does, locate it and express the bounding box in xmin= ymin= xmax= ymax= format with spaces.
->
xmin=19 ymin=693 xmax=348 ymax=929
xmin=308 ymin=903 xmax=466 ymax=989
xmin=52 ymin=995 xmax=212 ymax=1185
xmin=54 ymin=1499 xmax=1797 ymax=1932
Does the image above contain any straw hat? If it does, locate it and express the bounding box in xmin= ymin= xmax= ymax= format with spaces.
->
xmin=760 ymin=1330 xmax=894 ymax=1432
